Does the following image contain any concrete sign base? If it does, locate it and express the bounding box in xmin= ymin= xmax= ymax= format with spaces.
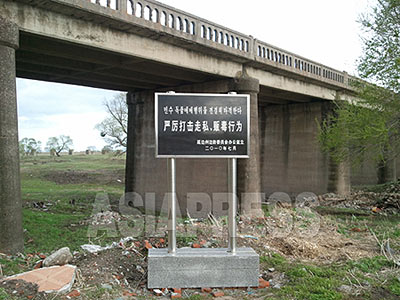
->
xmin=147 ymin=247 xmax=259 ymax=288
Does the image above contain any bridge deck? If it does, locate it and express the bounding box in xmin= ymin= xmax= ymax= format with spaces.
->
xmin=1 ymin=0 xmax=357 ymax=102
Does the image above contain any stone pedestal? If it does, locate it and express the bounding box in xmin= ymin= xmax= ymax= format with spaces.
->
xmin=0 ymin=17 xmax=23 ymax=254
xmin=148 ymin=247 xmax=259 ymax=288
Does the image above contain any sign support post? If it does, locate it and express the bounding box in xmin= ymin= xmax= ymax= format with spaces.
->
xmin=168 ymin=157 xmax=177 ymax=254
xmin=227 ymin=158 xmax=237 ymax=253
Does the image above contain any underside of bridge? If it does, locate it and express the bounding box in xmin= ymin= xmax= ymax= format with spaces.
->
xmin=16 ymin=32 xmax=322 ymax=106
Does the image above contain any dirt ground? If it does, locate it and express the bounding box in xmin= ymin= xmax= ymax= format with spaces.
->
xmin=42 ymin=170 xmax=125 ymax=185
xmin=1 ymin=189 xmax=399 ymax=299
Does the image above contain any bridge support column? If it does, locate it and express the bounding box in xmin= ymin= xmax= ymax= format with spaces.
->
xmin=232 ymin=74 xmax=263 ymax=217
xmin=125 ymin=91 xmax=137 ymax=194
xmin=0 ymin=17 xmax=23 ymax=254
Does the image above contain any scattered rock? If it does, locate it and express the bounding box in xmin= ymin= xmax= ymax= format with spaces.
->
xmin=34 ymin=260 xmax=43 ymax=269
xmin=91 ymin=211 xmax=121 ymax=225
xmin=258 ymin=278 xmax=270 ymax=288
xmin=372 ymin=207 xmax=381 ymax=213
xmin=123 ymin=290 xmax=137 ymax=296
xmin=171 ymin=292 xmax=182 ymax=299
xmin=81 ymin=237 xmax=139 ymax=254
xmin=338 ymin=284 xmax=352 ymax=294
xmin=136 ymin=265 xmax=145 ymax=274
xmin=67 ymin=289 xmax=81 ymax=297
xmin=212 ymin=291 xmax=225 ymax=297
xmin=202 ymin=287 xmax=212 ymax=293
xmin=0 ymin=279 xmax=38 ymax=298
xmin=144 ymin=240 xmax=153 ymax=249
xmin=43 ymin=247 xmax=73 ymax=267
xmin=81 ymin=244 xmax=112 ymax=254
xmin=101 ymin=283 xmax=112 ymax=290
xmin=153 ymin=288 xmax=163 ymax=296
xmin=2 ymin=265 xmax=76 ymax=293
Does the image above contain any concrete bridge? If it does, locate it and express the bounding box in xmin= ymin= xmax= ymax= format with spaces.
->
xmin=0 ymin=0 xmax=374 ymax=252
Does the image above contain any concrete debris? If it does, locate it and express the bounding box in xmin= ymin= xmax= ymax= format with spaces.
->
xmin=321 ymin=182 xmax=400 ymax=213
xmin=338 ymin=284 xmax=352 ymax=294
xmin=153 ymin=288 xmax=164 ymax=296
xmin=80 ymin=244 xmax=113 ymax=254
xmin=90 ymin=211 xmax=121 ymax=225
xmin=2 ymin=265 xmax=76 ymax=293
xmin=101 ymin=283 xmax=113 ymax=290
xmin=81 ymin=236 xmax=137 ymax=254
xmin=43 ymin=247 xmax=73 ymax=267
xmin=241 ymin=235 xmax=259 ymax=240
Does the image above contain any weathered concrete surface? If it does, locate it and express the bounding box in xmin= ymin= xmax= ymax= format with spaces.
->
xmin=248 ymin=67 xmax=341 ymax=101
xmin=125 ymin=91 xmax=136 ymax=194
xmin=2 ymin=265 xmax=77 ymax=293
xmin=0 ymin=16 xmax=23 ymax=254
xmin=351 ymin=157 xmax=400 ymax=186
xmin=232 ymin=73 xmax=263 ymax=216
xmin=259 ymin=101 xmax=350 ymax=197
xmin=148 ymin=247 xmax=259 ymax=288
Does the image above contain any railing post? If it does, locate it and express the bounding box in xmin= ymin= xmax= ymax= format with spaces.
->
xmin=250 ymin=36 xmax=256 ymax=57
xmin=195 ymin=22 xmax=201 ymax=39
xmin=141 ymin=4 xmax=145 ymax=18
xmin=117 ymin=0 xmax=127 ymax=13
xmin=343 ymin=71 xmax=349 ymax=87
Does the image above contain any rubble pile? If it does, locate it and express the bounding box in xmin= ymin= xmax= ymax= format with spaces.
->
xmin=320 ymin=180 xmax=400 ymax=213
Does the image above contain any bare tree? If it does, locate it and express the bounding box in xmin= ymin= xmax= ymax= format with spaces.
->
xmin=95 ymin=93 xmax=128 ymax=151
xmin=45 ymin=135 xmax=73 ymax=157
xmin=19 ymin=137 xmax=42 ymax=156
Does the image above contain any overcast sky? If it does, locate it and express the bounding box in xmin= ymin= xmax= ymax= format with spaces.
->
xmin=17 ymin=0 xmax=375 ymax=151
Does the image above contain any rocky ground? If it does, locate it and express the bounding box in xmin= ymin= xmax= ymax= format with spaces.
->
xmin=1 ymin=182 xmax=400 ymax=299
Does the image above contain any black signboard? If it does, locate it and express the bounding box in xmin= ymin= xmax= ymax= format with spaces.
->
xmin=155 ymin=93 xmax=250 ymax=158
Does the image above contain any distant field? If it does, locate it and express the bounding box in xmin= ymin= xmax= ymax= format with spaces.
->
xmin=19 ymin=153 xmax=126 ymax=253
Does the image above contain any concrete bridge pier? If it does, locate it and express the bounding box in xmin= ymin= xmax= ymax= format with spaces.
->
xmin=0 ymin=17 xmax=23 ymax=254
xmin=125 ymin=91 xmax=137 ymax=195
xmin=232 ymin=74 xmax=263 ymax=217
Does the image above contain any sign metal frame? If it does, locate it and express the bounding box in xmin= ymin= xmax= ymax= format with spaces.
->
xmin=155 ymin=92 xmax=250 ymax=158
xmin=155 ymin=92 xmax=249 ymax=255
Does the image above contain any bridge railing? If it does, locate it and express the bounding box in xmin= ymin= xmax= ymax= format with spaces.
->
xmin=89 ymin=0 xmax=354 ymax=89
xmin=90 ymin=0 xmax=251 ymax=53
xmin=255 ymin=40 xmax=348 ymax=86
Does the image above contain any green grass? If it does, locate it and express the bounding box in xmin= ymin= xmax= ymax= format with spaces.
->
xmin=0 ymin=288 xmax=13 ymax=300
xmin=261 ymin=254 xmax=345 ymax=300
xmin=0 ymin=257 xmax=29 ymax=276
xmin=1 ymin=154 xmax=126 ymax=277
xmin=388 ymin=277 xmax=400 ymax=296
xmin=1 ymin=154 xmax=399 ymax=299
xmin=260 ymin=252 xmax=287 ymax=268
xmin=20 ymin=153 xmax=126 ymax=171
xmin=347 ymin=256 xmax=393 ymax=273
xmin=259 ymin=251 xmax=400 ymax=300
xmin=23 ymin=209 xmax=91 ymax=253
